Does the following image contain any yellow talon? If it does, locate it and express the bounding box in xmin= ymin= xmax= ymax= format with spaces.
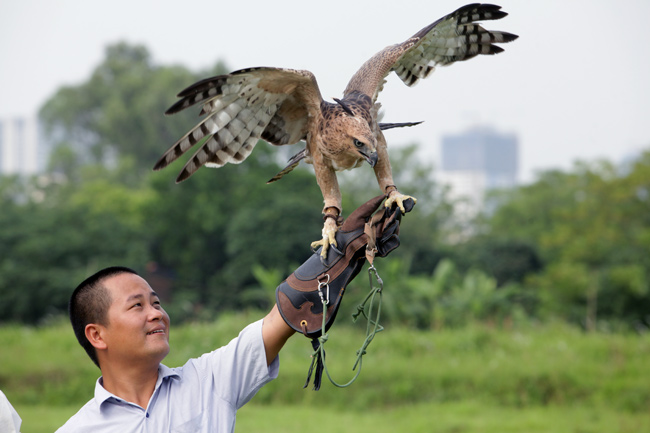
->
xmin=311 ymin=217 xmax=339 ymax=259
xmin=385 ymin=191 xmax=417 ymax=214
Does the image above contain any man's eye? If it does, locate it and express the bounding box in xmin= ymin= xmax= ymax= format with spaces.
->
xmin=132 ymin=303 xmax=142 ymax=308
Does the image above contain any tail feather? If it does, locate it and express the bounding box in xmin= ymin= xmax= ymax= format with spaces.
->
xmin=267 ymin=149 xmax=307 ymax=183
xmin=379 ymin=121 xmax=423 ymax=130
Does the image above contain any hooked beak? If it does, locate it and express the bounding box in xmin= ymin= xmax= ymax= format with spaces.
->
xmin=361 ymin=150 xmax=378 ymax=168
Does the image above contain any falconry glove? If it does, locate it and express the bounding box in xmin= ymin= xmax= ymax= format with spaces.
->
xmin=275 ymin=194 xmax=415 ymax=389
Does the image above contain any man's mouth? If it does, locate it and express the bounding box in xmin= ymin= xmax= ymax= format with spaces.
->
xmin=147 ymin=330 xmax=165 ymax=335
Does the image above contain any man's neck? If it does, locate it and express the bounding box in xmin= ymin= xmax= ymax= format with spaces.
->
xmin=100 ymin=360 xmax=161 ymax=409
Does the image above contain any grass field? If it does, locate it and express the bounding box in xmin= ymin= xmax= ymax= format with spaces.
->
xmin=13 ymin=400 xmax=650 ymax=433
xmin=2 ymin=312 xmax=649 ymax=432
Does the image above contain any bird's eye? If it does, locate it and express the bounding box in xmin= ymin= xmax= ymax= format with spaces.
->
xmin=353 ymin=139 xmax=364 ymax=148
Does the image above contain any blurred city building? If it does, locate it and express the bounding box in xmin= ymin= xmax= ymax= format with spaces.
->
xmin=438 ymin=126 xmax=519 ymax=218
xmin=0 ymin=116 xmax=50 ymax=176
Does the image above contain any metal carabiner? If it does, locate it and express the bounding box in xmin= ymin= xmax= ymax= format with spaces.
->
xmin=317 ymin=274 xmax=331 ymax=305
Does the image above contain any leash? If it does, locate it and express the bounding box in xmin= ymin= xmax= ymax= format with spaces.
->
xmin=304 ymin=217 xmax=385 ymax=389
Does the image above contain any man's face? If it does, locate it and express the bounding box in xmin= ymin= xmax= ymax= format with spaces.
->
xmin=101 ymin=273 xmax=171 ymax=366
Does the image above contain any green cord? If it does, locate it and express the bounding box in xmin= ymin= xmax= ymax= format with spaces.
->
xmin=312 ymin=264 xmax=385 ymax=388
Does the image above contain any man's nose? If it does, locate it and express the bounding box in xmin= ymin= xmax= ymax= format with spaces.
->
xmin=149 ymin=305 xmax=164 ymax=321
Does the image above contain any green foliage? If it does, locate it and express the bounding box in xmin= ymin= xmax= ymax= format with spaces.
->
xmin=453 ymin=238 xmax=543 ymax=286
xmin=480 ymin=154 xmax=650 ymax=329
xmin=0 ymin=176 xmax=150 ymax=323
xmin=369 ymin=258 xmax=527 ymax=329
xmin=142 ymin=145 xmax=324 ymax=313
xmin=0 ymin=149 xmax=328 ymax=323
xmin=3 ymin=316 xmax=650 ymax=432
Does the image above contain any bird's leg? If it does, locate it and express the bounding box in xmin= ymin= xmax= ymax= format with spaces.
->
xmin=310 ymin=207 xmax=342 ymax=259
xmin=309 ymin=149 xmax=344 ymax=260
xmin=384 ymin=185 xmax=417 ymax=214
xmin=373 ymin=132 xmax=417 ymax=213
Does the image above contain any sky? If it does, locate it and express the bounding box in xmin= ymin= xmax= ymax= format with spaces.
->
xmin=1 ymin=0 xmax=649 ymax=183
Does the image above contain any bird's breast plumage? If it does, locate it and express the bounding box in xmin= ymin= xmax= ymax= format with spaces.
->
xmin=330 ymin=155 xmax=366 ymax=171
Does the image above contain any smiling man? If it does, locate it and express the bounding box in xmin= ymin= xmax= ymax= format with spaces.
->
xmin=57 ymin=266 xmax=294 ymax=432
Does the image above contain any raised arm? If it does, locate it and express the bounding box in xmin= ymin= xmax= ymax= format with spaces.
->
xmin=262 ymin=305 xmax=295 ymax=366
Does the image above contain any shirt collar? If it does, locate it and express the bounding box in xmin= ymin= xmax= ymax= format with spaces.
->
xmin=95 ymin=364 xmax=181 ymax=407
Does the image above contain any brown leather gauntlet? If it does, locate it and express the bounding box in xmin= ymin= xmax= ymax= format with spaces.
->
xmin=275 ymin=195 xmax=414 ymax=388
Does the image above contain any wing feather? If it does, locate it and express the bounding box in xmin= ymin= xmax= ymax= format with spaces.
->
xmin=344 ymin=3 xmax=518 ymax=101
xmin=155 ymin=67 xmax=322 ymax=182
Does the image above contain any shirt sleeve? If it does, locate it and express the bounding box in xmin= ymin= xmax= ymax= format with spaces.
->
xmin=189 ymin=318 xmax=279 ymax=409
xmin=0 ymin=391 xmax=22 ymax=433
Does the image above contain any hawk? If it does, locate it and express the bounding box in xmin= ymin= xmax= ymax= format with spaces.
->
xmin=154 ymin=3 xmax=518 ymax=258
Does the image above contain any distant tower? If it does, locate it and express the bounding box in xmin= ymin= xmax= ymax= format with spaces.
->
xmin=438 ymin=126 xmax=518 ymax=217
xmin=0 ymin=117 xmax=49 ymax=176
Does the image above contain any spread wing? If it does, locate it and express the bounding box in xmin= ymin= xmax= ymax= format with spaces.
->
xmin=154 ymin=67 xmax=322 ymax=182
xmin=344 ymin=3 xmax=518 ymax=102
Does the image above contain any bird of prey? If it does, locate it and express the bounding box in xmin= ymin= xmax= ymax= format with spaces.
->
xmin=154 ymin=3 xmax=518 ymax=258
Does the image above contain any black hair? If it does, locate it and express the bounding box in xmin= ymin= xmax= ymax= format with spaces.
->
xmin=69 ymin=266 xmax=138 ymax=368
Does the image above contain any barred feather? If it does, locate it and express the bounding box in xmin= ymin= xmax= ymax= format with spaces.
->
xmin=393 ymin=4 xmax=518 ymax=87
xmin=154 ymin=68 xmax=320 ymax=182
xmin=344 ymin=3 xmax=517 ymax=99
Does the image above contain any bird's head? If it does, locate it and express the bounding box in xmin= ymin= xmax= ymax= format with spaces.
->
xmin=342 ymin=116 xmax=378 ymax=168
xmin=321 ymin=99 xmax=378 ymax=169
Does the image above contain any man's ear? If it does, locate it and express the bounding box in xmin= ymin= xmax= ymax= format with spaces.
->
xmin=85 ymin=323 xmax=108 ymax=350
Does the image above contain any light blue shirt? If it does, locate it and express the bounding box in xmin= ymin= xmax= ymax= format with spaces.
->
xmin=0 ymin=390 xmax=22 ymax=433
xmin=57 ymin=319 xmax=279 ymax=433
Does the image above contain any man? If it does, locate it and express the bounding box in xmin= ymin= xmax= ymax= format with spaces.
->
xmin=58 ymin=195 xmax=411 ymax=432
xmin=57 ymin=265 xmax=293 ymax=432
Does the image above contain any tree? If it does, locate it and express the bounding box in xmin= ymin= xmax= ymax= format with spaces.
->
xmin=143 ymin=143 xmax=325 ymax=312
xmin=482 ymin=154 xmax=650 ymax=328
xmin=40 ymin=42 xmax=226 ymax=178
xmin=0 ymin=175 xmax=150 ymax=323
xmin=453 ymin=238 xmax=543 ymax=287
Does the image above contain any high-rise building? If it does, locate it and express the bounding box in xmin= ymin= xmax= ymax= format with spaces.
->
xmin=0 ymin=117 xmax=50 ymax=176
xmin=438 ymin=126 xmax=518 ymax=216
